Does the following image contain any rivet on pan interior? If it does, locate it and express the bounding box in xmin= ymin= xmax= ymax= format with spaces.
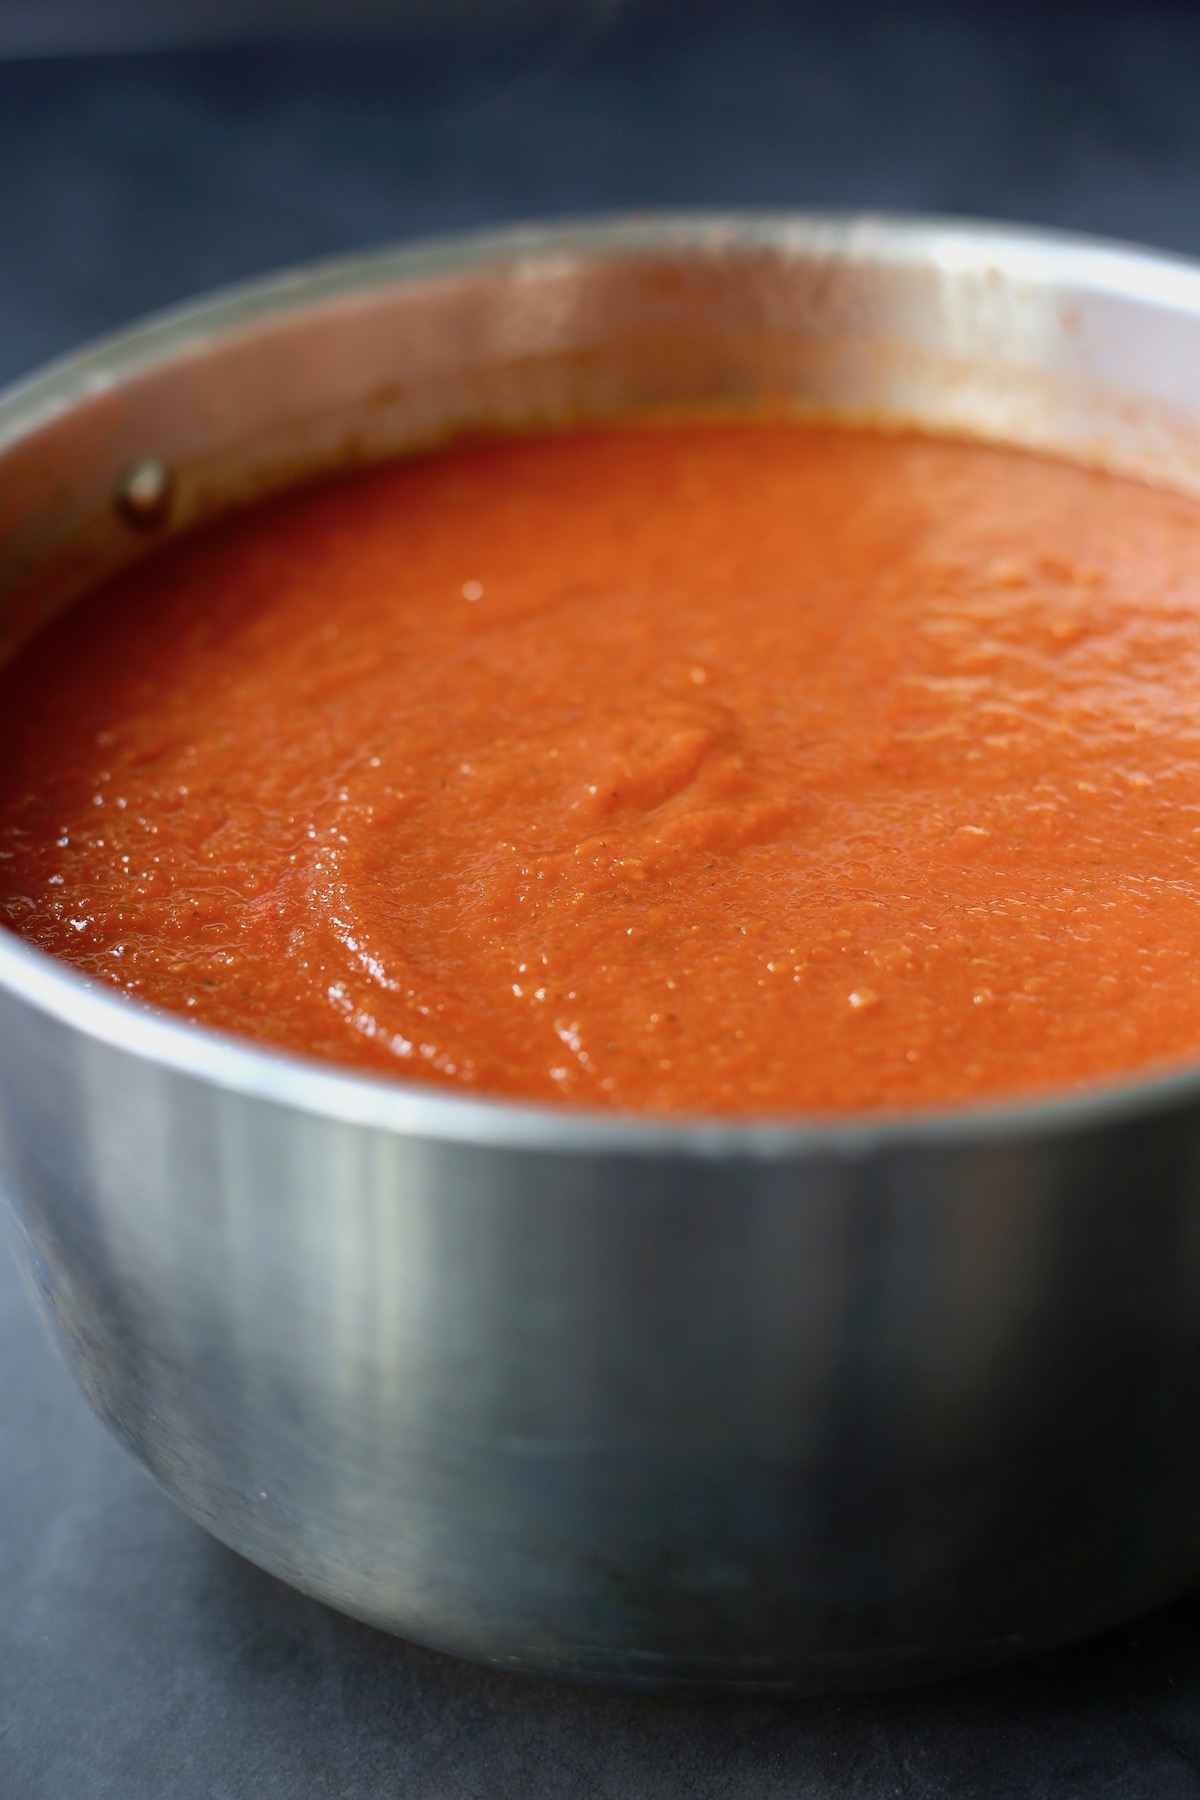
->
xmin=115 ymin=456 xmax=174 ymax=529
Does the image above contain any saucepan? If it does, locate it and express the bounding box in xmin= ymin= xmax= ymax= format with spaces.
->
xmin=4 ymin=215 xmax=1200 ymax=1693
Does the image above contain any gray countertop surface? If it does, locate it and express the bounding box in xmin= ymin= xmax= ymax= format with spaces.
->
xmin=7 ymin=6 xmax=1200 ymax=1793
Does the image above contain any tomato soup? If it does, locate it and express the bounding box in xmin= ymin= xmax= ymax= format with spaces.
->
xmin=4 ymin=419 xmax=1200 ymax=1114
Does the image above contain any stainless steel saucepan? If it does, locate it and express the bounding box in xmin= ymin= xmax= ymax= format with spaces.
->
xmin=4 ymin=215 xmax=1200 ymax=1693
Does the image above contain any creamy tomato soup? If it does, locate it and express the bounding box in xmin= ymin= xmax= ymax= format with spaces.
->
xmin=3 ymin=419 xmax=1200 ymax=1113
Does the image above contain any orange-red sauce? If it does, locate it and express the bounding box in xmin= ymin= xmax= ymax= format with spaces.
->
xmin=5 ymin=419 xmax=1200 ymax=1113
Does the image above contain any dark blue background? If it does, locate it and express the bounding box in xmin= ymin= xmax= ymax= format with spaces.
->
xmin=6 ymin=4 xmax=1200 ymax=1793
xmin=7 ymin=0 xmax=1200 ymax=388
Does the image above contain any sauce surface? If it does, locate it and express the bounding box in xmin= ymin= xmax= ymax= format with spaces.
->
xmin=5 ymin=419 xmax=1200 ymax=1114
